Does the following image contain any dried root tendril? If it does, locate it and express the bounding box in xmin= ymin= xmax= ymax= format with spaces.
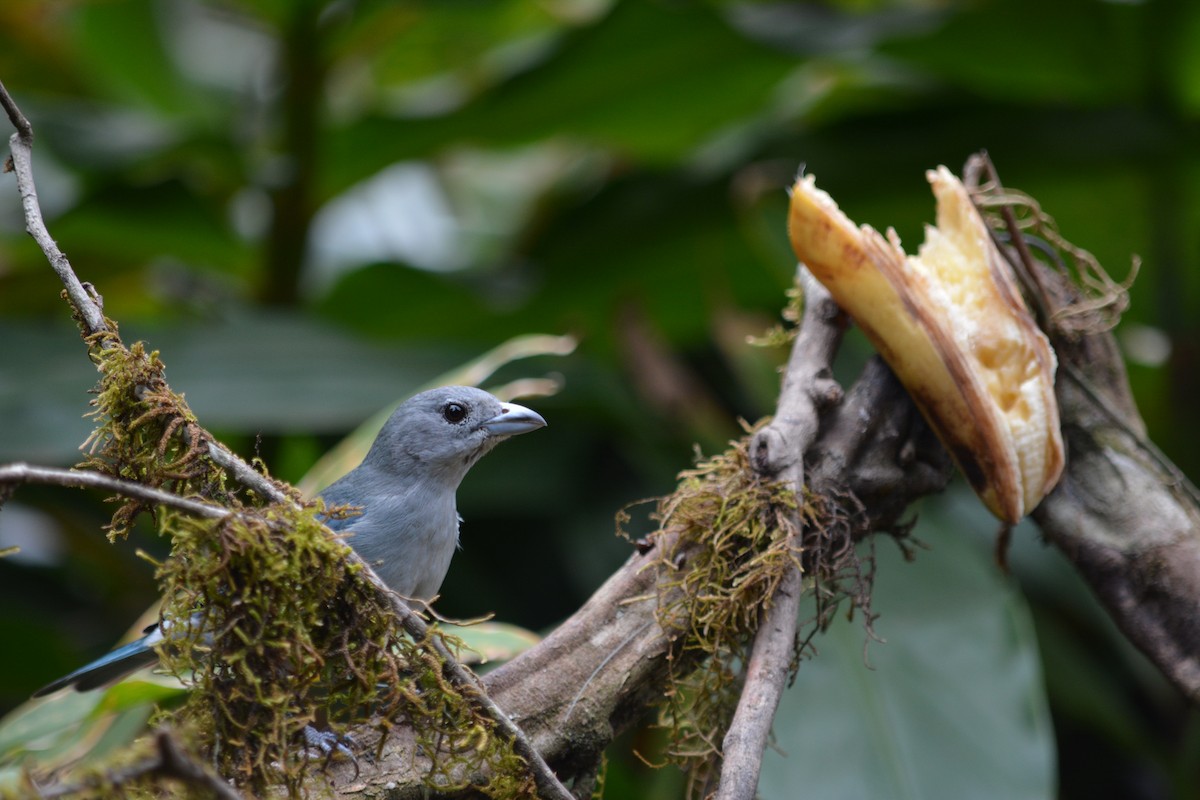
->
xmin=968 ymin=175 xmax=1137 ymax=337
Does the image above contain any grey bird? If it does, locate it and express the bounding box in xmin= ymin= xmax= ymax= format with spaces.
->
xmin=33 ymin=385 xmax=546 ymax=697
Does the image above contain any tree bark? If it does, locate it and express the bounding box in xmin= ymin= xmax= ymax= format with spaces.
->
xmin=1034 ymin=311 xmax=1200 ymax=701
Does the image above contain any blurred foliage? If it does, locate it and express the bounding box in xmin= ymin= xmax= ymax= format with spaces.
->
xmin=0 ymin=0 xmax=1198 ymax=797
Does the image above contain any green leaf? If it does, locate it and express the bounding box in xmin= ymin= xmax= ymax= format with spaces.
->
xmin=0 ymin=679 xmax=169 ymax=779
xmin=317 ymin=263 xmax=495 ymax=340
xmin=441 ymin=621 xmax=541 ymax=666
xmin=880 ymin=0 xmax=1146 ymax=105
xmin=329 ymin=0 xmax=571 ymax=90
xmin=73 ymin=0 xmax=194 ymax=115
xmin=322 ymin=0 xmax=796 ymax=194
xmin=93 ymin=678 xmax=188 ymax=715
xmin=760 ymin=492 xmax=1054 ymax=799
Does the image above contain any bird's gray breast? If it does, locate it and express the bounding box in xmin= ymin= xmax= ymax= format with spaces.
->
xmin=321 ymin=472 xmax=460 ymax=602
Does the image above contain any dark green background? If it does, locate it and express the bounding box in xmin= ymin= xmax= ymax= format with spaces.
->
xmin=0 ymin=1 xmax=1197 ymax=797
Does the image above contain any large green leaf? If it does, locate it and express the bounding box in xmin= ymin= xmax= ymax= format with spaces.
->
xmin=328 ymin=0 xmax=576 ymax=91
xmin=759 ymin=491 xmax=1054 ymax=799
xmin=322 ymin=0 xmax=797 ymax=194
xmin=880 ymin=0 xmax=1146 ymax=105
xmin=72 ymin=0 xmax=195 ymax=115
xmin=0 ymin=675 xmax=179 ymax=791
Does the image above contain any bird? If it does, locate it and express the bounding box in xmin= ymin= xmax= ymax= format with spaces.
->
xmin=33 ymin=385 xmax=547 ymax=697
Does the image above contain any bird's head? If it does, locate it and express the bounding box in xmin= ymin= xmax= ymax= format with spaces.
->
xmin=365 ymin=386 xmax=546 ymax=486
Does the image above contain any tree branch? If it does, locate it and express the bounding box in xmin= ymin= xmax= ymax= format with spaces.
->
xmin=1029 ymin=263 xmax=1200 ymax=701
xmin=0 ymin=462 xmax=231 ymax=520
xmin=0 ymin=80 xmax=110 ymax=338
xmin=360 ymin=562 xmax=576 ymax=800
xmin=715 ymin=268 xmax=844 ymax=800
xmin=206 ymin=441 xmax=291 ymax=505
xmin=322 ymin=328 xmax=954 ymax=798
xmin=963 ymin=154 xmax=1200 ymax=702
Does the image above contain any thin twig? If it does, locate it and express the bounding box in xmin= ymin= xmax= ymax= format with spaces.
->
xmin=0 ymin=79 xmax=110 ymax=338
xmin=0 ymin=79 xmax=31 ymax=140
xmin=715 ymin=267 xmax=845 ymax=800
xmin=0 ymin=462 xmax=230 ymax=520
xmin=2 ymin=78 xmax=290 ymax=512
xmin=206 ymin=441 xmax=291 ymax=505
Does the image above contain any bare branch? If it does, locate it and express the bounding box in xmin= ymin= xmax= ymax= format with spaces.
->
xmin=0 ymin=79 xmax=109 ymax=338
xmin=0 ymin=80 xmax=31 ymax=141
xmin=205 ymin=441 xmax=291 ymax=506
xmin=1022 ymin=251 xmax=1200 ymax=700
xmin=715 ymin=268 xmax=845 ymax=800
xmin=0 ymin=462 xmax=230 ymax=520
xmin=808 ymin=357 xmax=952 ymax=529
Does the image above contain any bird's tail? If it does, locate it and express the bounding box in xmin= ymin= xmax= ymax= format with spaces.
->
xmin=32 ymin=625 xmax=163 ymax=697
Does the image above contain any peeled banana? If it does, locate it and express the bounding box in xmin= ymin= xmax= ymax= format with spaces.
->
xmin=786 ymin=166 xmax=1064 ymax=522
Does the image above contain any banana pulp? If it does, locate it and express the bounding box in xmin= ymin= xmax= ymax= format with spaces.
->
xmin=786 ymin=166 xmax=1064 ymax=522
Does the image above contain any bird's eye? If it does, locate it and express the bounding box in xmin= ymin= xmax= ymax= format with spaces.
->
xmin=442 ymin=402 xmax=467 ymax=424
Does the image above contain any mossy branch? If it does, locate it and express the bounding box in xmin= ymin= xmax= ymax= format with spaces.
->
xmin=1 ymin=78 xmax=569 ymax=800
xmin=709 ymin=269 xmax=846 ymax=800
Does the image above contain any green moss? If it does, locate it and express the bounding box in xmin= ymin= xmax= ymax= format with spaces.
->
xmin=80 ymin=339 xmax=237 ymax=540
xmin=747 ymin=279 xmax=804 ymax=349
xmin=638 ymin=432 xmax=874 ymax=797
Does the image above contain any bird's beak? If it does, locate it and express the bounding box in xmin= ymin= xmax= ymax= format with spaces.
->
xmin=481 ymin=402 xmax=547 ymax=437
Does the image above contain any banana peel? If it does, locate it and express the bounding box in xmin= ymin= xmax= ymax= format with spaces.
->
xmin=786 ymin=166 xmax=1063 ymax=522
